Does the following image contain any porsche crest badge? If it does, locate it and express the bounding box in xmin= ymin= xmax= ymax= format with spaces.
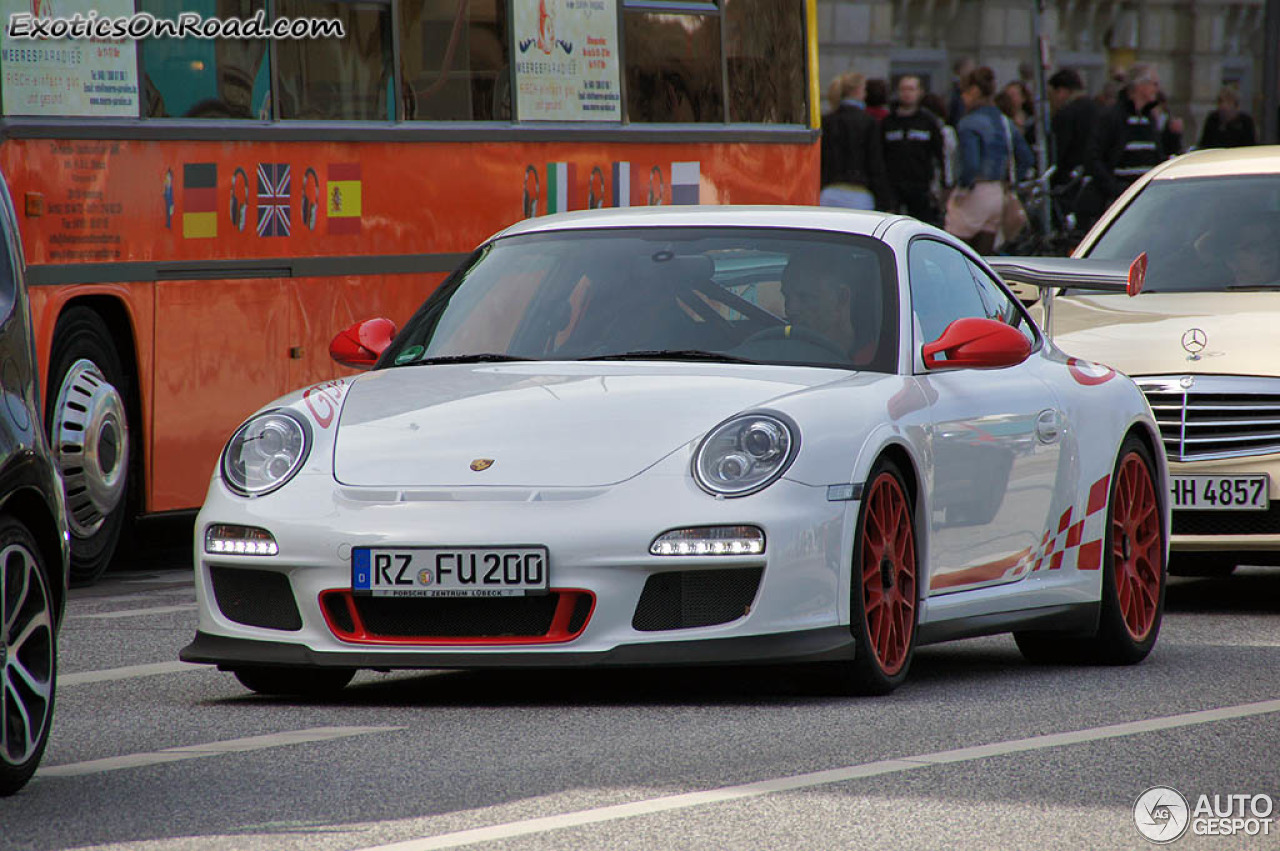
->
xmin=470 ymin=459 xmax=495 ymax=472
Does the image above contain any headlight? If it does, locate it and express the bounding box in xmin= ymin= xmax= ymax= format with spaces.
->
xmin=221 ymin=410 xmax=311 ymax=496
xmin=693 ymin=413 xmax=798 ymax=497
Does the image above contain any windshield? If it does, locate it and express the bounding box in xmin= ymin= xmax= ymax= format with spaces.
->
xmin=379 ymin=227 xmax=899 ymax=372
xmin=1086 ymin=175 xmax=1280 ymax=293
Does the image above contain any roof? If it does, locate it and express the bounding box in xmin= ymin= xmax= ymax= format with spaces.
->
xmin=1148 ymin=145 xmax=1280 ymax=180
xmin=496 ymin=205 xmax=905 ymax=239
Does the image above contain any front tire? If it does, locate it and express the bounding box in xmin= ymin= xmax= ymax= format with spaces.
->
xmin=1016 ymin=436 xmax=1166 ymax=665
xmin=835 ymin=458 xmax=919 ymax=695
xmin=0 ymin=518 xmax=57 ymax=796
xmin=232 ymin=667 xmax=355 ymax=697
xmin=47 ymin=307 xmax=134 ymax=585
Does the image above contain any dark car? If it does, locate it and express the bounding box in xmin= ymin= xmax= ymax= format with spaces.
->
xmin=0 ymin=169 xmax=71 ymax=795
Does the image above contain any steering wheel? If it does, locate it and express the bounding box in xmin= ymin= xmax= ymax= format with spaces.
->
xmin=739 ymin=324 xmax=852 ymax=361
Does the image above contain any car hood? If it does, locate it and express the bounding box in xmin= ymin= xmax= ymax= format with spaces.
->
xmin=1051 ymin=291 xmax=1280 ymax=377
xmin=332 ymin=362 xmax=850 ymax=487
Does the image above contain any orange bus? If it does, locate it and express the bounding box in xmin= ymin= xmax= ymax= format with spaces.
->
xmin=0 ymin=0 xmax=821 ymax=582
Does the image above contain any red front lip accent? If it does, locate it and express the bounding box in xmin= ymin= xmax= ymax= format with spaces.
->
xmin=318 ymin=588 xmax=595 ymax=646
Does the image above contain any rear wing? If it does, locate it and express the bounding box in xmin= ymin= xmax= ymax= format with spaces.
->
xmin=985 ymin=253 xmax=1147 ymax=336
xmin=986 ymin=253 xmax=1148 ymax=297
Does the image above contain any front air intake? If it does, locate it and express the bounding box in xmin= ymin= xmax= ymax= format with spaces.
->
xmin=632 ymin=567 xmax=763 ymax=631
xmin=210 ymin=566 xmax=302 ymax=631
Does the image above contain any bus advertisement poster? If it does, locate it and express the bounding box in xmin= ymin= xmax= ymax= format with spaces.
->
xmin=514 ymin=0 xmax=620 ymax=122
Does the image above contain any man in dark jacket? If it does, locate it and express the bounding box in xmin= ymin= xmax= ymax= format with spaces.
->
xmin=881 ymin=75 xmax=944 ymax=225
xmin=1199 ymin=87 xmax=1258 ymax=148
xmin=1085 ymin=63 xmax=1165 ymax=216
xmin=1047 ymin=68 xmax=1100 ymax=227
xmin=820 ymin=72 xmax=893 ymax=210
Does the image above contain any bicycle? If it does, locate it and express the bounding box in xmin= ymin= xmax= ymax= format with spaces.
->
xmin=1001 ymin=165 xmax=1092 ymax=257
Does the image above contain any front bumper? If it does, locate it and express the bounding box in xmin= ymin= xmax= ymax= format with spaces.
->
xmin=1167 ymin=454 xmax=1280 ymax=555
xmin=186 ymin=467 xmax=858 ymax=668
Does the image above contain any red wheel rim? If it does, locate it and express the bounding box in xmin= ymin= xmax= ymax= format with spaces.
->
xmin=860 ymin=472 xmax=917 ymax=675
xmin=1112 ymin=452 xmax=1163 ymax=641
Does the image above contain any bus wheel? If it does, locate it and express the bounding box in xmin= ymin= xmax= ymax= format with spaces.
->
xmin=47 ymin=308 xmax=132 ymax=585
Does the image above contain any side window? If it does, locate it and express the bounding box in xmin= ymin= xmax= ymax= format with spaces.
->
xmin=139 ymin=0 xmax=270 ymax=118
xmin=908 ymin=239 xmax=992 ymax=345
xmin=964 ymin=258 xmax=1038 ymax=346
xmin=724 ymin=0 xmax=806 ymax=124
xmin=276 ymin=0 xmax=394 ymax=120
xmin=400 ymin=0 xmax=510 ymax=120
xmin=623 ymin=8 xmax=724 ymax=123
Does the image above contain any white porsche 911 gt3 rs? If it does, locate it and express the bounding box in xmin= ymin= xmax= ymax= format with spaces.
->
xmin=181 ymin=207 xmax=1169 ymax=696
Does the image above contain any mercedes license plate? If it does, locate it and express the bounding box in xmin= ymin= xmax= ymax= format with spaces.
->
xmin=1170 ymin=475 xmax=1269 ymax=511
xmin=352 ymin=547 xmax=549 ymax=597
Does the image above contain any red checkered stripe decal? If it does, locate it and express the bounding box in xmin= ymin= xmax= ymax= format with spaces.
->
xmin=1027 ymin=473 xmax=1112 ymax=574
xmin=927 ymin=473 xmax=1112 ymax=591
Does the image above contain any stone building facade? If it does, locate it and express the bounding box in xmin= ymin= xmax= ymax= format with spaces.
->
xmin=817 ymin=0 xmax=1272 ymax=148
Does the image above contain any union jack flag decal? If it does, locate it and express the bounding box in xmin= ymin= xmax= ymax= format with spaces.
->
xmin=256 ymin=163 xmax=291 ymax=237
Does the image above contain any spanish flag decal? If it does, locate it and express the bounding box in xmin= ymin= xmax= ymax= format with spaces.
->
xmin=182 ymin=163 xmax=217 ymax=239
xmin=327 ymin=163 xmax=362 ymax=235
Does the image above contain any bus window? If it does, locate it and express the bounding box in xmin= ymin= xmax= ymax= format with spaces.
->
xmin=276 ymin=0 xmax=394 ymax=120
xmin=725 ymin=0 xmax=806 ymax=124
xmin=623 ymin=10 xmax=725 ymax=123
xmin=400 ymin=0 xmax=511 ymax=121
xmin=139 ymin=0 xmax=270 ymax=118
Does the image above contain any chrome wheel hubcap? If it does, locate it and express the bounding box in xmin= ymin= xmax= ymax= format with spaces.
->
xmin=52 ymin=359 xmax=128 ymax=537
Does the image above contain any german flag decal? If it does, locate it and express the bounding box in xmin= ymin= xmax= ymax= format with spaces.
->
xmin=182 ymin=163 xmax=217 ymax=239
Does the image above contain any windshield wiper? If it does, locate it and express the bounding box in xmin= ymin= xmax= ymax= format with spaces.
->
xmin=410 ymin=353 xmax=537 ymax=365
xmin=581 ymin=349 xmax=759 ymax=364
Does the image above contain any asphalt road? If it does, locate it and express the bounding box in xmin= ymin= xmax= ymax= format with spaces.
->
xmin=3 ymin=516 xmax=1278 ymax=851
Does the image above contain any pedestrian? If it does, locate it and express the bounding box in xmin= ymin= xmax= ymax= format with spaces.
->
xmin=1085 ymin=62 xmax=1167 ymax=213
xmin=947 ymin=57 xmax=974 ymax=126
xmin=1047 ymin=68 xmax=1101 ymax=226
xmin=1199 ymin=87 xmax=1257 ymax=148
xmin=945 ymin=66 xmax=1035 ymax=254
xmin=921 ymin=92 xmax=959 ymax=210
xmin=1152 ymin=90 xmax=1184 ymax=156
xmin=820 ymin=72 xmax=893 ymax=210
xmin=882 ymin=75 xmax=944 ymax=225
xmin=865 ymin=79 xmax=890 ymax=122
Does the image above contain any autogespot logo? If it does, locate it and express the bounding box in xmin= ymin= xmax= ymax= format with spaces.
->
xmin=1135 ymin=786 xmax=1191 ymax=843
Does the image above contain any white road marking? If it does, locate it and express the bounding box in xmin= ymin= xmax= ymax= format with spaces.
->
xmin=61 ymin=661 xmax=196 ymax=686
xmin=70 ymin=604 xmax=198 ymax=620
xmin=38 ymin=726 xmax=401 ymax=778
xmin=355 ymin=697 xmax=1280 ymax=851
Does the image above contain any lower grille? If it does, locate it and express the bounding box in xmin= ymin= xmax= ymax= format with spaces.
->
xmin=210 ymin=566 xmax=302 ymax=631
xmin=632 ymin=567 xmax=763 ymax=631
xmin=1173 ymin=504 xmax=1280 ymax=536
xmin=320 ymin=589 xmax=594 ymax=644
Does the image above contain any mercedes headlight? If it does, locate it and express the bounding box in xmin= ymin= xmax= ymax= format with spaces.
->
xmin=693 ymin=413 xmax=798 ymax=497
xmin=221 ymin=410 xmax=311 ymax=497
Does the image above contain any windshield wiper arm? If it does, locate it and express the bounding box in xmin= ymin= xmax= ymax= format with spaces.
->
xmin=411 ymin=354 xmax=537 ymax=365
xmin=581 ymin=349 xmax=759 ymax=364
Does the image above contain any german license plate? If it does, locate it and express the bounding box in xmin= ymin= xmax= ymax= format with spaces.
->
xmin=1170 ymin=475 xmax=1269 ymax=511
xmin=352 ymin=547 xmax=549 ymax=597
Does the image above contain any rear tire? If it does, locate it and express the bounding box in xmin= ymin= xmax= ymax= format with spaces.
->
xmin=47 ymin=307 xmax=135 ymax=586
xmin=232 ymin=666 xmax=355 ymax=697
xmin=0 ymin=518 xmax=57 ymax=796
xmin=832 ymin=458 xmax=919 ymax=695
xmin=1016 ymin=436 xmax=1166 ymax=665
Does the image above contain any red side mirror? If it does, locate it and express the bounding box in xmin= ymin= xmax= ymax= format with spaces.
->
xmin=921 ymin=317 xmax=1031 ymax=370
xmin=330 ymin=318 xmax=397 ymax=370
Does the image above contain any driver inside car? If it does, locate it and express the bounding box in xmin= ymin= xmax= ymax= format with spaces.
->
xmin=778 ymin=250 xmax=879 ymax=363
